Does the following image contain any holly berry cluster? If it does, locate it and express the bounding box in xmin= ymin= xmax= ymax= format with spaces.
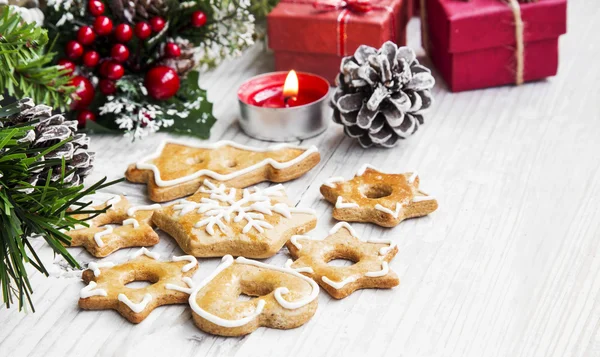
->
xmin=55 ymin=0 xmax=209 ymax=127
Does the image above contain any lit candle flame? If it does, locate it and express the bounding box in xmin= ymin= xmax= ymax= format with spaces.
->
xmin=283 ymin=70 xmax=299 ymax=100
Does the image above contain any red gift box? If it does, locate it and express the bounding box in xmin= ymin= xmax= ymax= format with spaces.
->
xmin=423 ymin=0 xmax=567 ymax=92
xmin=268 ymin=0 xmax=411 ymax=84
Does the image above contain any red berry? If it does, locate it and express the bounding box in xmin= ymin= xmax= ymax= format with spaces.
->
xmin=111 ymin=44 xmax=129 ymax=62
xmin=65 ymin=41 xmax=84 ymax=60
xmin=134 ymin=22 xmax=152 ymax=40
xmin=99 ymin=79 xmax=116 ymax=95
xmin=114 ymin=23 xmax=133 ymax=42
xmin=70 ymin=76 xmax=95 ymax=110
xmin=191 ymin=11 xmax=207 ymax=28
xmin=94 ymin=16 xmax=113 ymax=36
xmin=77 ymin=26 xmax=96 ymax=45
xmin=76 ymin=109 xmax=96 ymax=127
xmin=88 ymin=0 xmax=105 ymax=16
xmin=105 ymin=62 xmax=124 ymax=80
xmin=57 ymin=59 xmax=75 ymax=76
xmin=82 ymin=51 xmax=100 ymax=67
xmin=144 ymin=66 xmax=180 ymax=100
xmin=165 ymin=42 xmax=181 ymax=58
xmin=99 ymin=79 xmax=117 ymax=95
xmin=150 ymin=17 xmax=166 ymax=32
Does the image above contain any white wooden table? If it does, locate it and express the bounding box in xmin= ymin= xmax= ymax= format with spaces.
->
xmin=2 ymin=3 xmax=600 ymax=356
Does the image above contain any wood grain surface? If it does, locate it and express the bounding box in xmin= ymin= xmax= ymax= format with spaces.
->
xmin=1 ymin=3 xmax=599 ymax=356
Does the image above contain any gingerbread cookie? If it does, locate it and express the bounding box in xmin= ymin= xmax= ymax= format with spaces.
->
xmin=79 ymin=248 xmax=198 ymax=323
xmin=64 ymin=195 xmax=161 ymax=257
xmin=286 ymin=222 xmax=399 ymax=299
xmin=188 ymin=255 xmax=319 ymax=336
xmin=320 ymin=164 xmax=438 ymax=227
xmin=152 ymin=180 xmax=317 ymax=258
xmin=125 ymin=140 xmax=321 ymax=202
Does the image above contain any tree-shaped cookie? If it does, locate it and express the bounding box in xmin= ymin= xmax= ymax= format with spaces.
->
xmin=152 ymin=180 xmax=317 ymax=258
xmin=188 ymin=255 xmax=319 ymax=336
xmin=320 ymin=164 xmax=438 ymax=227
xmin=64 ymin=195 xmax=161 ymax=257
xmin=286 ymin=222 xmax=399 ymax=299
xmin=79 ymin=248 xmax=198 ymax=323
xmin=125 ymin=140 xmax=321 ymax=202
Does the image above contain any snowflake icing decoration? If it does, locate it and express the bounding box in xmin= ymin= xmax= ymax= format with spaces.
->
xmin=173 ymin=180 xmax=311 ymax=235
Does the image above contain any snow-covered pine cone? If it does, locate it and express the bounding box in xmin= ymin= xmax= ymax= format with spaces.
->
xmin=331 ymin=42 xmax=435 ymax=148
xmin=3 ymin=98 xmax=94 ymax=187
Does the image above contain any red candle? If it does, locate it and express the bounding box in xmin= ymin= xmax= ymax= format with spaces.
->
xmin=238 ymin=70 xmax=329 ymax=108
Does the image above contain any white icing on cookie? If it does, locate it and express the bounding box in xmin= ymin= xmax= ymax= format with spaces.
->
xmin=374 ymin=203 xmax=401 ymax=218
xmin=106 ymin=195 xmax=121 ymax=206
xmin=322 ymin=276 xmax=358 ymax=289
xmin=329 ymin=222 xmax=359 ymax=237
xmin=136 ymin=140 xmax=319 ymax=188
xmin=127 ymin=204 xmax=161 ymax=217
xmin=323 ymin=177 xmax=345 ymax=188
xmin=172 ymin=255 xmax=197 ymax=272
xmin=236 ymin=257 xmax=319 ymax=310
xmin=188 ymin=255 xmax=266 ymax=328
xmin=408 ymin=171 xmax=418 ymax=184
xmin=356 ymin=164 xmax=381 ymax=176
xmin=88 ymin=261 xmax=115 ymax=277
xmin=329 ymin=222 xmax=396 ymax=256
xmin=284 ymin=259 xmax=314 ymax=274
xmin=165 ymin=277 xmax=194 ymax=294
xmin=188 ymin=255 xmax=319 ymax=328
xmin=118 ymin=293 xmax=152 ymax=313
xmin=289 ymin=235 xmax=313 ymax=250
xmin=335 ymin=196 xmax=359 ymax=209
xmin=94 ymin=226 xmax=113 ymax=247
xmin=130 ymin=247 xmax=160 ymax=260
xmin=174 ymin=180 xmax=315 ymax=236
xmin=365 ymin=261 xmax=389 ymax=277
xmin=80 ymin=281 xmax=107 ymax=298
xmin=413 ymin=195 xmax=435 ymax=202
xmin=122 ymin=218 xmax=140 ymax=228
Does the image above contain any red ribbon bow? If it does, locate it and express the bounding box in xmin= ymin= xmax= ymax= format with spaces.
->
xmin=312 ymin=0 xmax=375 ymax=13
xmin=283 ymin=0 xmax=395 ymax=56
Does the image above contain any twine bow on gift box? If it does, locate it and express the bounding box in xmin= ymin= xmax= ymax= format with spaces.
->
xmin=283 ymin=0 xmax=396 ymax=56
xmin=420 ymin=0 xmax=538 ymax=86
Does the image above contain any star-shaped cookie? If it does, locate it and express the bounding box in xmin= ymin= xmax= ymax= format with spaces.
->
xmin=152 ymin=180 xmax=317 ymax=258
xmin=320 ymin=164 xmax=438 ymax=227
xmin=79 ymin=248 xmax=198 ymax=323
xmin=64 ymin=195 xmax=161 ymax=257
xmin=286 ymin=222 xmax=399 ymax=299
xmin=125 ymin=140 xmax=321 ymax=202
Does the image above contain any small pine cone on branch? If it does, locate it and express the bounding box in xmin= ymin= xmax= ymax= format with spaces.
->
xmin=3 ymin=98 xmax=94 ymax=187
xmin=107 ymin=0 xmax=169 ymax=22
xmin=331 ymin=42 xmax=435 ymax=148
xmin=159 ymin=38 xmax=197 ymax=76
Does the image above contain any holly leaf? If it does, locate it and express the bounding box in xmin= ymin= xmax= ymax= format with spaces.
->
xmin=159 ymin=71 xmax=217 ymax=138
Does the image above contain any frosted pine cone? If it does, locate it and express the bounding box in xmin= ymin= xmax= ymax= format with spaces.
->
xmin=3 ymin=98 xmax=94 ymax=187
xmin=331 ymin=42 xmax=435 ymax=148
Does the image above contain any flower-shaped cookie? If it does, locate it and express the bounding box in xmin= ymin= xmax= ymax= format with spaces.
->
xmin=286 ymin=222 xmax=399 ymax=299
xmin=188 ymin=255 xmax=319 ymax=336
xmin=64 ymin=195 xmax=161 ymax=257
xmin=152 ymin=180 xmax=317 ymax=258
xmin=320 ymin=164 xmax=438 ymax=227
xmin=125 ymin=140 xmax=320 ymax=202
xmin=79 ymin=248 xmax=198 ymax=323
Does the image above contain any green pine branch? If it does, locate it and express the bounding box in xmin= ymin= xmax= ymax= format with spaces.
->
xmin=0 ymin=7 xmax=73 ymax=110
xmin=0 ymin=99 xmax=121 ymax=311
